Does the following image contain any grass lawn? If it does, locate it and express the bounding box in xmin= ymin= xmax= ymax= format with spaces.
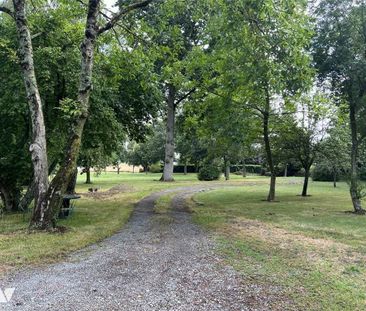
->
xmin=192 ymin=179 xmax=366 ymax=311
xmin=0 ymin=172 xmax=251 ymax=276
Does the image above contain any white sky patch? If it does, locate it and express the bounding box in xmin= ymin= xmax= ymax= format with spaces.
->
xmin=104 ymin=0 xmax=118 ymax=11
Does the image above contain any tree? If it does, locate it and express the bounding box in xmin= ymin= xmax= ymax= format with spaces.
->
xmin=139 ymin=0 xmax=211 ymax=181
xmin=208 ymin=0 xmax=313 ymax=200
xmin=0 ymin=0 xmax=154 ymax=229
xmin=126 ymin=123 xmax=165 ymax=172
xmin=281 ymin=93 xmax=331 ymax=196
xmin=313 ymin=0 xmax=366 ymax=213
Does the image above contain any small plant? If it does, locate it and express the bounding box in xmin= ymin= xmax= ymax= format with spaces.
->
xmin=198 ymin=164 xmax=221 ymax=181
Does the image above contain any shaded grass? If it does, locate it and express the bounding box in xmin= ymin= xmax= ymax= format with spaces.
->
xmin=192 ymin=180 xmax=366 ymax=310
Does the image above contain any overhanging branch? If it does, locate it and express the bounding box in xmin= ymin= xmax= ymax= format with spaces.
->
xmin=174 ymin=88 xmax=196 ymax=107
xmin=97 ymin=0 xmax=153 ymax=35
xmin=0 ymin=6 xmax=14 ymax=18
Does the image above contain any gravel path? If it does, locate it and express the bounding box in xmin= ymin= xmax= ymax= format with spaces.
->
xmin=0 ymin=185 xmax=286 ymax=311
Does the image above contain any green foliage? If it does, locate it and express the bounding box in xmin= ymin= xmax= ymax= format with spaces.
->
xmin=312 ymin=163 xmax=339 ymax=182
xmin=197 ymin=163 xmax=221 ymax=181
xmin=149 ymin=162 xmax=162 ymax=173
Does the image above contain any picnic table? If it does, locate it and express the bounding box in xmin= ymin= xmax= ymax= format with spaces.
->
xmin=59 ymin=194 xmax=81 ymax=219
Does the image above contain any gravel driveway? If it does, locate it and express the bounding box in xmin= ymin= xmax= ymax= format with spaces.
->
xmin=0 ymin=185 xmax=287 ymax=311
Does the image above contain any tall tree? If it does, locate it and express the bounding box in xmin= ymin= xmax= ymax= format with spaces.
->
xmin=313 ymin=0 xmax=366 ymax=213
xmin=1 ymin=0 xmax=154 ymax=229
xmin=209 ymin=0 xmax=313 ymax=200
xmin=139 ymin=0 xmax=210 ymax=181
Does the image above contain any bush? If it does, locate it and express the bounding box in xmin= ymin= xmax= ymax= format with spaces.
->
xmin=149 ymin=163 xmax=162 ymax=173
xmin=198 ymin=164 xmax=221 ymax=181
xmin=312 ymin=164 xmax=339 ymax=182
xmin=230 ymin=165 xmax=262 ymax=175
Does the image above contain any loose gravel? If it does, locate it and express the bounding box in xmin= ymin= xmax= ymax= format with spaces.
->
xmin=0 ymin=185 xmax=290 ymax=311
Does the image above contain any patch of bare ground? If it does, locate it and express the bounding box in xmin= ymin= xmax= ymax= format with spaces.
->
xmin=80 ymin=184 xmax=134 ymax=199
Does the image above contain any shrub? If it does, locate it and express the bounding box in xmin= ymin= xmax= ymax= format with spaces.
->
xmin=312 ymin=164 xmax=339 ymax=182
xmin=198 ymin=164 xmax=221 ymax=181
xmin=149 ymin=163 xmax=162 ymax=173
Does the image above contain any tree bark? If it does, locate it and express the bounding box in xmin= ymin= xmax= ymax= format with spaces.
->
xmin=284 ymin=164 xmax=288 ymax=177
xmin=35 ymin=0 xmax=100 ymax=229
xmin=0 ymin=184 xmax=19 ymax=212
xmin=224 ymin=158 xmax=230 ymax=181
xmin=263 ymin=93 xmax=276 ymax=202
xmin=184 ymin=163 xmax=188 ymax=175
xmin=13 ymin=0 xmax=49 ymax=227
xmin=349 ymin=103 xmax=365 ymax=214
xmin=85 ymin=166 xmax=92 ymax=184
xmin=67 ymin=167 xmax=78 ymax=194
xmin=333 ymin=168 xmax=337 ymax=188
xmin=18 ymin=181 xmax=35 ymax=212
xmin=302 ymin=168 xmax=310 ymax=196
xmin=161 ymin=85 xmax=176 ymax=182
xmin=242 ymin=159 xmax=247 ymax=177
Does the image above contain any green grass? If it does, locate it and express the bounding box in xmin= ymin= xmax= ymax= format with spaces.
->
xmin=192 ymin=178 xmax=366 ymax=311
xmin=0 ymin=172 xmax=253 ymax=274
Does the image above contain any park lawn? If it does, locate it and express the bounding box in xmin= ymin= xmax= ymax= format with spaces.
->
xmin=0 ymin=172 xmax=257 ymax=276
xmin=192 ymin=179 xmax=366 ymax=311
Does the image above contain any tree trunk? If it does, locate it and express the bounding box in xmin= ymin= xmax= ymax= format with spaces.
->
xmin=333 ymin=168 xmax=337 ymax=188
xmin=117 ymin=166 xmax=120 ymax=174
xmin=224 ymin=159 xmax=230 ymax=181
xmin=349 ymin=103 xmax=365 ymax=214
xmin=33 ymin=0 xmax=100 ymax=229
xmin=263 ymin=93 xmax=276 ymax=202
xmin=302 ymin=168 xmax=310 ymax=196
xmin=18 ymin=181 xmax=35 ymax=212
xmin=0 ymin=184 xmax=19 ymax=212
xmin=184 ymin=163 xmax=188 ymax=175
xmin=242 ymin=160 xmax=247 ymax=177
xmin=284 ymin=164 xmax=288 ymax=177
xmin=85 ymin=167 xmax=92 ymax=184
xmin=13 ymin=0 xmax=49 ymax=227
xmin=161 ymin=85 xmax=176 ymax=182
xmin=67 ymin=167 xmax=78 ymax=194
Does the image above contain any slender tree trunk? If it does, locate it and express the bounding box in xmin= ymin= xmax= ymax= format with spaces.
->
xmin=18 ymin=181 xmax=35 ymax=212
xmin=302 ymin=168 xmax=310 ymax=197
xmin=161 ymin=85 xmax=176 ymax=182
xmin=37 ymin=0 xmax=100 ymax=229
xmin=0 ymin=184 xmax=19 ymax=212
xmin=13 ymin=0 xmax=49 ymax=227
xmin=284 ymin=164 xmax=288 ymax=177
xmin=184 ymin=163 xmax=188 ymax=175
xmin=117 ymin=166 xmax=120 ymax=174
xmin=349 ymin=103 xmax=365 ymax=214
xmin=224 ymin=158 xmax=230 ymax=181
xmin=85 ymin=167 xmax=92 ymax=184
xmin=242 ymin=159 xmax=247 ymax=177
xmin=333 ymin=168 xmax=337 ymax=188
xmin=263 ymin=93 xmax=276 ymax=202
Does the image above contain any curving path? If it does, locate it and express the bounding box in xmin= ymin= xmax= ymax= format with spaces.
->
xmin=0 ymin=185 xmax=285 ymax=311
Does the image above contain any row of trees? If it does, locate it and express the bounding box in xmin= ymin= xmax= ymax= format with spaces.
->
xmin=0 ymin=0 xmax=365 ymax=230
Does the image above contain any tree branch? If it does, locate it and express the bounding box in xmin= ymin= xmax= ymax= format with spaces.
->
xmin=174 ymin=88 xmax=196 ymax=107
xmin=0 ymin=6 xmax=14 ymax=18
xmin=97 ymin=0 xmax=153 ymax=35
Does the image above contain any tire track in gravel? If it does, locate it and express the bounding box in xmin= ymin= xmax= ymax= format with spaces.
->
xmin=0 ymin=184 xmax=290 ymax=311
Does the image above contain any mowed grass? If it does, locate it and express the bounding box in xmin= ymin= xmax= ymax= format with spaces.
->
xmin=192 ymin=179 xmax=366 ymax=311
xmin=0 ymin=172 xmax=254 ymax=275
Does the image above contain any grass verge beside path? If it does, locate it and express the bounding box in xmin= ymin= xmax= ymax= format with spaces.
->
xmin=192 ymin=180 xmax=366 ymax=311
xmin=0 ymin=172 xmax=258 ymax=276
